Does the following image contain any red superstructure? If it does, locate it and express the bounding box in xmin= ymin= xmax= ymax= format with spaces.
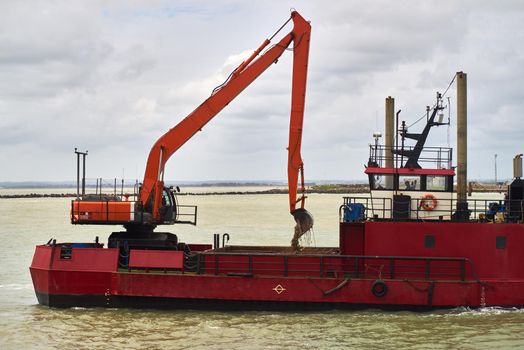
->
xmin=30 ymin=11 xmax=524 ymax=310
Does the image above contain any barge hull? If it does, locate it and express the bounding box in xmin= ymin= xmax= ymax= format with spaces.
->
xmin=33 ymin=293 xmax=495 ymax=311
xmin=30 ymin=219 xmax=524 ymax=310
xmin=30 ymin=266 xmax=524 ymax=310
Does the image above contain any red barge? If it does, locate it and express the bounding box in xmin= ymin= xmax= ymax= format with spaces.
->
xmin=30 ymin=11 xmax=524 ymax=310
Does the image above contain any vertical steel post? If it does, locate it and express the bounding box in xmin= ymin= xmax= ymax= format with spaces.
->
xmin=385 ymin=97 xmax=395 ymax=188
xmin=395 ymin=110 xmax=401 ymax=169
xmin=385 ymin=98 xmax=395 ymax=162
xmin=494 ymin=154 xmax=498 ymax=183
xmin=456 ymin=72 xmax=469 ymax=220
xmin=75 ymin=148 xmax=80 ymax=199
xmin=82 ymin=152 xmax=87 ymax=196
xmin=75 ymin=148 xmax=88 ymax=198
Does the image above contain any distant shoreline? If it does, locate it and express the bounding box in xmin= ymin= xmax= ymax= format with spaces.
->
xmin=0 ymin=185 xmax=367 ymax=199
xmin=0 ymin=182 xmax=507 ymax=199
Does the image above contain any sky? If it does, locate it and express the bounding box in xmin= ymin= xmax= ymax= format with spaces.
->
xmin=1 ymin=0 xmax=523 ymax=184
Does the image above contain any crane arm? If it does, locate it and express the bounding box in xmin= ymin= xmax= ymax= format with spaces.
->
xmin=139 ymin=11 xmax=311 ymax=224
xmin=287 ymin=14 xmax=310 ymax=216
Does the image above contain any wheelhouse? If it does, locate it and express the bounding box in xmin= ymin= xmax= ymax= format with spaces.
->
xmin=360 ymin=144 xmax=456 ymax=220
xmin=344 ymin=92 xmax=460 ymax=221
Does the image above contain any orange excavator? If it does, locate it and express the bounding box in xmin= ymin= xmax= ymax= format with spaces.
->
xmin=72 ymin=11 xmax=314 ymax=240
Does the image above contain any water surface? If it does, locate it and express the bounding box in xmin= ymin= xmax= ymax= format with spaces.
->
xmin=0 ymin=189 xmax=522 ymax=349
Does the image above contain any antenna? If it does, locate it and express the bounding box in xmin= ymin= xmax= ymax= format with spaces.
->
xmin=373 ymin=131 xmax=382 ymax=163
xmin=447 ymin=96 xmax=451 ymax=148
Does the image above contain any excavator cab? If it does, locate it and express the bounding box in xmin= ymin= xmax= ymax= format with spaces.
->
xmin=159 ymin=187 xmax=177 ymax=224
xmin=153 ymin=185 xmax=197 ymax=226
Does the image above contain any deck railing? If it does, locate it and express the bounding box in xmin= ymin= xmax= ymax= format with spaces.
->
xmin=341 ymin=196 xmax=523 ymax=222
xmin=196 ymin=252 xmax=469 ymax=281
xmin=71 ymin=199 xmax=198 ymax=225
xmin=369 ymin=145 xmax=452 ymax=169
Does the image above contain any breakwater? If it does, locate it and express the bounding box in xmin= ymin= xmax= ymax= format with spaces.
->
xmin=0 ymin=182 xmax=506 ymax=199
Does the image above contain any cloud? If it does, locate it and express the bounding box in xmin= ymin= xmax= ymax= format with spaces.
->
xmin=1 ymin=1 xmax=523 ymax=182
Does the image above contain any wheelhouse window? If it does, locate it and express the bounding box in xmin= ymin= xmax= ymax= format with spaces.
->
xmin=399 ymin=175 xmax=420 ymax=191
xmin=426 ymin=175 xmax=447 ymax=191
xmin=372 ymin=174 xmax=394 ymax=190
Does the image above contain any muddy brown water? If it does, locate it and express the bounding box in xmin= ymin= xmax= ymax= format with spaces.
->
xmin=1 ymin=189 xmax=523 ymax=349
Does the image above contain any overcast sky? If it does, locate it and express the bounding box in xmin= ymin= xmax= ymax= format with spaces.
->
xmin=1 ymin=0 xmax=523 ymax=183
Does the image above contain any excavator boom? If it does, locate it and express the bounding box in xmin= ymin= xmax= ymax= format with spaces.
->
xmin=71 ymin=11 xmax=313 ymax=235
xmin=139 ymin=11 xmax=313 ymax=230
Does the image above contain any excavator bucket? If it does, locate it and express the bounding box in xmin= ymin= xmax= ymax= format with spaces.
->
xmin=293 ymin=208 xmax=314 ymax=232
xmin=291 ymin=208 xmax=314 ymax=250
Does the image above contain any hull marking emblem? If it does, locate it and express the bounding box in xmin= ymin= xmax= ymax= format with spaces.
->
xmin=273 ymin=284 xmax=286 ymax=294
